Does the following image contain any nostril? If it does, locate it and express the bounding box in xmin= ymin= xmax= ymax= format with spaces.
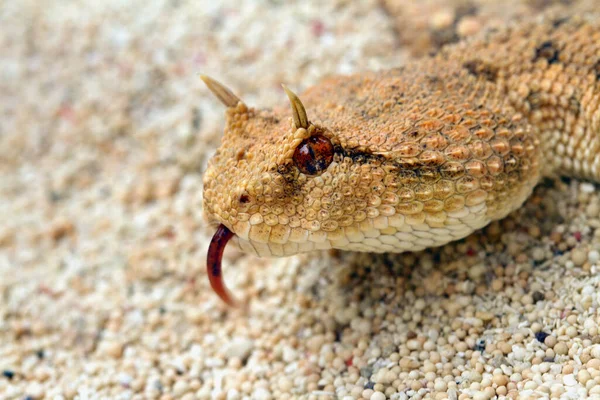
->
xmin=239 ymin=194 xmax=250 ymax=203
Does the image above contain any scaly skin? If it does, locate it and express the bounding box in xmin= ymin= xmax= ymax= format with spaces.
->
xmin=203 ymin=13 xmax=600 ymax=258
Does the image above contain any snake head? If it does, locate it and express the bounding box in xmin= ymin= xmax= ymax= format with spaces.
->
xmin=202 ymin=76 xmax=338 ymax=304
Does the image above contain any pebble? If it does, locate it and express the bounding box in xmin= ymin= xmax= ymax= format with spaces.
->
xmin=222 ymin=338 xmax=254 ymax=361
xmin=588 ymin=359 xmax=600 ymax=370
xmin=99 ymin=340 xmax=124 ymax=358
xmin=566 ymin=326 xmax=578 ymax=338
xmin=586 ymin=202 xmax=600 ymax=217
xmin=173 ymin=380 xmax=190 ymax=396
xmin=252 ymin=388 xmax=272 ymax=400
xmin=362 ymin=388 xmax=374 ymax=399
xmin=370 ymin=392 xmax=386 ymax=400
xmin=555 ymin=342 xmax=569 ymax=356
xmin=2 ymin=370 xmax=15 ymax=380
xmin=545 ymin=335 xmax=558 ymax=348
xmin=513 ymin=346 xmax=527 ymax=361
xmin=532 ymin=291 xmax=545 ymax=303
xmin=493 ymin=375 xmax=508 ymax=387
xmin=589 ymin=250 xmax=600 ymax=264
xmin=430 ymin=10 xmax=454 ymax=30
xmin=278 ymin=377 xmax=293 ymax=392
xmin=457 ymin=16 xmax=482 ymax=37
xmin=532 ymin=247 xmax=546 ymax=262
xmin=571 ymin=249 xmax=588 ymax=266
xmin=26 ymin=382 xmax=44 ymax=399
xmin=564 ymin=374 xmax=577 ymax=386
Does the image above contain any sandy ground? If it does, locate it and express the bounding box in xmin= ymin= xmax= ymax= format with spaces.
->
xmin=1 ymin=1 xmax=600 ymax=399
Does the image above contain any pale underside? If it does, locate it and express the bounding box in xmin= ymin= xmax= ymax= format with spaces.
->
xmin=234 ymin=203 xmax=491 ymax=256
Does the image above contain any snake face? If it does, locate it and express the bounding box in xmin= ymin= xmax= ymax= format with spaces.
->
xmin=203 ymin=91 xmax=358 ymax=259
xmin=202 ymin=103 xmax=341 ymax=258
xmin=202 ymin=79 xmax=361 ymax=304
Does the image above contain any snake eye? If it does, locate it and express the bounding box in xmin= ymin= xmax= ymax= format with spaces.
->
xmin=293 ymin=135 xmax=334 ymax=175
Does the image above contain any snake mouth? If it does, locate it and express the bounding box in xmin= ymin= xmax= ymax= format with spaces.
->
xmin=206 ymin=224 xmax=238 ymax=307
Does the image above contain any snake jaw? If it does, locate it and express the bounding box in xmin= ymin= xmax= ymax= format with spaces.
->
xmin=206 ymin=224 xmax=239 ymax=306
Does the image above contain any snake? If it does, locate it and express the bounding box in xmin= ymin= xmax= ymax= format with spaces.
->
xmin=201 ymin=13 xmax=600 ymax=306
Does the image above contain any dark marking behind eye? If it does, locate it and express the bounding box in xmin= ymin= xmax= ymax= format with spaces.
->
xmin=533 ymin=41 xmax=560 ymax=64
xmin=333 ymin=145 xmax=450 ymax=185
xmin=416 ymin=166 xmax=441 ymax=183
xmin=594 ymin=60 xmax=600 ymax=81
xmin=463 ymin=59 xmax=498 ymax=82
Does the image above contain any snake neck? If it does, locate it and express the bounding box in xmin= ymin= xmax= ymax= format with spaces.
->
xmin=442 ymin=13 xmax=600 ymax=183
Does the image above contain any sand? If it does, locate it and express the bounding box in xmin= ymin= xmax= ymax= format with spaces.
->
xmin=1 ymin=1 xmax=600 ymax=399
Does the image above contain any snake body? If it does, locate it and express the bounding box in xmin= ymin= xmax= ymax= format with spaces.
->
xmin=202 ymin=13 xmax=600 ymax=304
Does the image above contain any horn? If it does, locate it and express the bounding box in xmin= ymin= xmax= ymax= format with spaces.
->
xmin=200 ymin=75 xmax=244 ymax=107
xmin=282 ymin=84 xmax=309 ymax=129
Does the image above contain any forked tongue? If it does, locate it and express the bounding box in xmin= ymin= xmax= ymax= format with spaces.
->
xmin=206 ymin=224 xmax=238 ymax=306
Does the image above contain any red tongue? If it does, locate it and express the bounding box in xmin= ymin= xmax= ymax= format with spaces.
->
xmin=206 ymin=224 xmax=238 ymax=306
